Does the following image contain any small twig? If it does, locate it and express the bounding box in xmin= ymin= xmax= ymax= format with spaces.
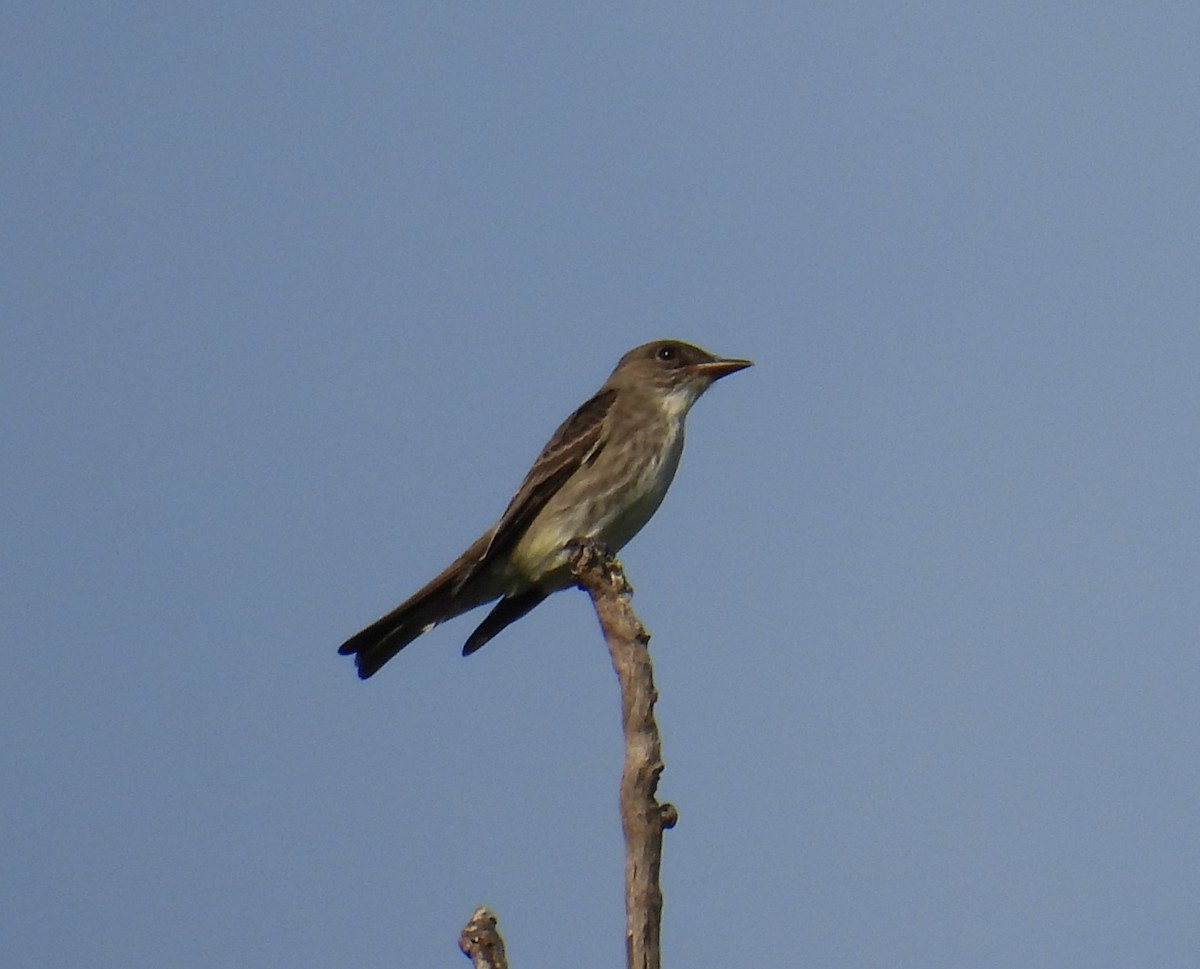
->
xmin=571 ymin=540 xmax=675 ymax=969
xmin=459 ymin=906 xmax=508 ymax=969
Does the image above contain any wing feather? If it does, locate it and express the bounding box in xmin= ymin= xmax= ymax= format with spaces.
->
xmin=452 ymin=387 xmax=616 ymax=591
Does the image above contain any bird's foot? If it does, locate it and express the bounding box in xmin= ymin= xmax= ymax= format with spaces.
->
xmin=567 ymin=538 xmax=631 ymax=594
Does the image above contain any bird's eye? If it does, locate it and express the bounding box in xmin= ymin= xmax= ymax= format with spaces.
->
xmin=656 ymin=345 xmax=678 ymax=362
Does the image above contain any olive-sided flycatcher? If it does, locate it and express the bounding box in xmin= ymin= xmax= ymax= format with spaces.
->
xmin=339 ymin=339 xmax=752 ymax=678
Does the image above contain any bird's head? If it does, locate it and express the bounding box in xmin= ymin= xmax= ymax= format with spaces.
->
xmin=610 ymin=340 xmax=753 ymax=416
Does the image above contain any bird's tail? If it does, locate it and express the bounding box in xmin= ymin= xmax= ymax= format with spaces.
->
xmin=339 ymin=537 xmax=492 ymax=679
xmin=337 ymin=599 xmax=442 ymax=680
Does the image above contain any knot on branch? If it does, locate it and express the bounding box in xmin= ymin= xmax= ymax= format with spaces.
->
xmin=459 ymin=906 xmax=508 ymax=969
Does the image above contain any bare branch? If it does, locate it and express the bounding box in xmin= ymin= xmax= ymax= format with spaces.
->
xmin=571 ymin=540 xmax=675 ymax=969
xmin=459 ymin=906 xmax=508 ymax=969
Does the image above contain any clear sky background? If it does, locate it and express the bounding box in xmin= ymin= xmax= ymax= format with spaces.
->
xmin=4 ymin=3 xmax=1198 ymax=967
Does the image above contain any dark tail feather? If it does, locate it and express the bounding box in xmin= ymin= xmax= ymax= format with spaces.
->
xmin=462 ymin=590 xmax=548 ymax=656
xmin=338 ymin=605 xmax=439 ymax=680
xmin=340 ymin=534 xmax=501 ymax=678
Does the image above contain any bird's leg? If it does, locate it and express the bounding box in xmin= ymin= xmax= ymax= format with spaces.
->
xmin=567 ymin=538 xmax=633 ymax=595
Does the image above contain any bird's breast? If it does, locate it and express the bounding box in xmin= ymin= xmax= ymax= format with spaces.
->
xmin=507 ymin=417 xmax=685 ymax=587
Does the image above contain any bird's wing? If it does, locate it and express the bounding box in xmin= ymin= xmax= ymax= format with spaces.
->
xmin=454 ymin=387 xmax=616 ymax=590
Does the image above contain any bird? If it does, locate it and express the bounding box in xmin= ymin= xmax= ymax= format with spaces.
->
xmin=338 ymin=339 xmax=752 ymax=679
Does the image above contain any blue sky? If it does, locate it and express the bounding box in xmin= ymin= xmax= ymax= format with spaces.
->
xmin=4 ymin=3 xmax=1198 ymax=966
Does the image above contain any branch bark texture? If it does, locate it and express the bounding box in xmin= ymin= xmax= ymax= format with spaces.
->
xmin=459 ymin=906 xmax=508 ymax=969
xmin=571 ymin=541 xmax=675 ymax=969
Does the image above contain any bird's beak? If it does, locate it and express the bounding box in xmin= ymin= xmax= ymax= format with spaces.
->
xmin=690 ymin=357 xmax=754 ymax=380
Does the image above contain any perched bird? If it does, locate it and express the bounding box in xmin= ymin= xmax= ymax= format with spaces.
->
xmin=339 ymin=339 xmax=752 ymax=679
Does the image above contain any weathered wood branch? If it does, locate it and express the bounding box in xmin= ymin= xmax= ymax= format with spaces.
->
xmin=571 ymin=540 xmax=676 ymax=969
xmin=459 ymin=906 xmax=508 ymax=969
xmin=457 ymin=543 xmax=675 ymax=968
